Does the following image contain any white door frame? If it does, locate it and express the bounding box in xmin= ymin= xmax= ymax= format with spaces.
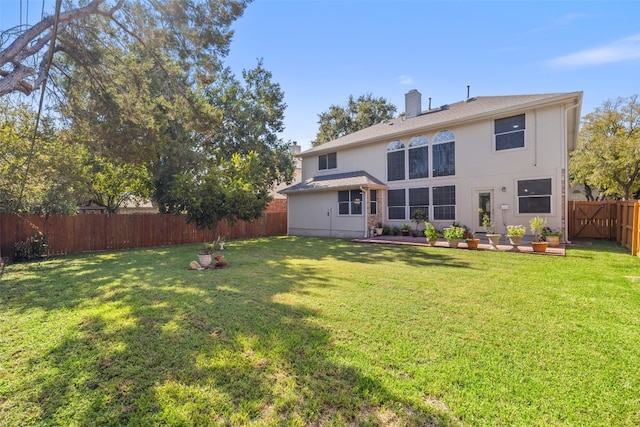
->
xmin=474 ymin=189 xmax=494 ymax=233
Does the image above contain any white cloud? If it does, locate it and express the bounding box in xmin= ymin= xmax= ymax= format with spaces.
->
xmin=532 ymin=13 xmax=589 ymax=34
xmin=398 ymin=74 xmax=414 ymax=85
xmin=547 ymin=34 xmax=640 ymax=68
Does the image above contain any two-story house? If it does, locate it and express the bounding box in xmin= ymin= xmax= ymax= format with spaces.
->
xmin=281 ymin=89 xmax=582 ymax=239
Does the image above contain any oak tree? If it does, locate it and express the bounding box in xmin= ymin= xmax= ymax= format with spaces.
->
xmin=569 ymin=95 xmax=640 ymax=200
xmin=312 ymin=93 xmax=397 ymax=146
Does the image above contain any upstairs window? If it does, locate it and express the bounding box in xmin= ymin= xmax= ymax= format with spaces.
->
xmin=432 ymin=130 xmax=455 ymax=177
xmin=408 ymin=135 xmax=429 ymax=179
xmin=338 ymin=190 xmax=363 ymax=215
xmin=318 ymin=152 xmax=337 ymax=170
xmin=518 ymin=178 xmax=551 ymax=214
xmin=387 ymin=140 xmax=405 ymax=181
xmin=495 ymin=114 xmax=525 ymax=151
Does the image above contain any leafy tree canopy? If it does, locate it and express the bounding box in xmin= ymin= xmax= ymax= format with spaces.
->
xmin=569 ymin=95 xmax=640 ymax=200
xmin=311 ymin=93 xmax=397 ymax=147
xmin=1 ymin=0 xmax=295 ymax=228
xmin=0 ymin=100 xmax=87 ymax=215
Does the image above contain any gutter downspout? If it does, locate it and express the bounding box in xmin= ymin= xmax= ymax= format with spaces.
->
xmin=563 ymin=101 xmax=580 ymax=244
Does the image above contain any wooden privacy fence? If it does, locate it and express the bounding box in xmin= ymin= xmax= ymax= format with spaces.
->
xmin=0 ymin=211 xmax=287 ymax=260
xmin=568 ymin=200 xmax=640 ymax=256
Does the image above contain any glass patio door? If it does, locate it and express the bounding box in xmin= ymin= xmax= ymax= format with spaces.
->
xmin=476 ymin=190 xmax=493 ymax=232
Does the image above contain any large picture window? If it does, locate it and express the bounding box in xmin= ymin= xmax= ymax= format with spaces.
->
xmin=432 ymin=131 xmax=455 ymax=177
xmin=409 ymin=187 xmax=429 ymax=219
xmin=408 ymin=136 xmax=429 ymax=179
xmin=433 ymin=185 xmax=456 ymax=220
xmin=338 ymin=190 xmax=363 ymax=215
xmin=387 ymin=189 xmax=406 ymax=220
xmin=387 ymin=140 xmax=405 ymax=181
xmin=495 ymin=114 xmax=525 ymax=151
xmin=318 ymin=152 xmax=337 ymax=170
xmin=518 ymin=178 xmax=551 ymax=213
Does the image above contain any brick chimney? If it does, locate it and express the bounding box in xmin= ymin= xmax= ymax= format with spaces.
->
xmin=405 ymin=89 xmax=422 ymax=119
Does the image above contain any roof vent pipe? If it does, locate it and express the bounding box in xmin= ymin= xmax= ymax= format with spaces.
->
xmin=467 ymin=85 xmax=470 ymax=100
xmin=428 ymin=97 xmax=432 ymax=110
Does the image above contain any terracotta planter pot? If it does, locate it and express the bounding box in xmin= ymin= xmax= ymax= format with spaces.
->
xmin=466 ymin=238 xmax=480 ymax=249
xmin=531 ymin=241 xmax=548 ymax=253
xmin=427 ymin=237 xmax=438 ymax=246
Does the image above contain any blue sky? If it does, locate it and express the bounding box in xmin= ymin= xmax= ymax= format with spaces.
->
xmin=3 ymin=0 xmax=639 ymax=150
xmin=225 ymin=0 xmax=640 ymax=150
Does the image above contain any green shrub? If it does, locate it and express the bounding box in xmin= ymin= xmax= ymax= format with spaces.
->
xmin=14 ymin=233 xmax=48 ymax=261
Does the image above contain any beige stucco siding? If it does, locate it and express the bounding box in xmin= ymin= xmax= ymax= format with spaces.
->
xmin=287 ymin=191 xmax=367 ymax=238
xmin=287 ymin=94 xmax=580 ymax=238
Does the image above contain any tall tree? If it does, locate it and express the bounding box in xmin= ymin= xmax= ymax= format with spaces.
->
xmin=312 ymin=93 xmax=397 ymax=146
xmin=161 ymin=61 xmax=295 ymax=221
xmin=50 ymin=0 xmax=267 ymax=215
xmin=569 ymin=95 xmax=640 ymax=200
xmin=0 ymin=100 xmax=87 ymax=214
xmin=3 ymin=0 xmax=294 ymax=227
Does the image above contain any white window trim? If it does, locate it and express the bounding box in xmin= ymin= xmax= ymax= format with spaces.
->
xmin=515 ymin=176 xmax=553 ymax=215
xmin=337 ymin=189 xmax=364 ymax=216
xmin=494 ymin=114 xmax=526 ymax=152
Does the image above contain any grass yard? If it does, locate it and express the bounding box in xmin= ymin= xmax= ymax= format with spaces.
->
xmin=1 ymin=237 xmax=639 ymax=426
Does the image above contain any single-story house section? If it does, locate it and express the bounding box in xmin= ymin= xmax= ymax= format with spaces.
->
xmin=281 ymin=89 xmax=582 ymax=239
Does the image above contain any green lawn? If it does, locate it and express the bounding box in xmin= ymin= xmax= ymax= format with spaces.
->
xmin=1 ymin=237 xmax=639 ymax=426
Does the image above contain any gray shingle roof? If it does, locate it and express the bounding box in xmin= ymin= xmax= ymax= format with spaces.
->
xmin=279 ymin=170 xmax=386 ymax=194
xmin=302 ymin=92 xmax=582 ymax=156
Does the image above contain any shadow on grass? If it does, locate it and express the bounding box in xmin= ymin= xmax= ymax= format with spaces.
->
xmin=1 ymin=237 xmax=456 ymax=426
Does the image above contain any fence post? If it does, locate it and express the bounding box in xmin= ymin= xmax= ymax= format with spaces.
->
xmin=631 ymin=201 xmax=640 ymax=255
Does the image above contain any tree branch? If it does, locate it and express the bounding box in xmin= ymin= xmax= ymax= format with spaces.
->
xmin=0 ymin=0 xmax=125 ymax=97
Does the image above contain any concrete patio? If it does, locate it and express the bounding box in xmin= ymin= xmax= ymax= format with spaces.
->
xmin=353 ymin=234 xmax=566 ymax=256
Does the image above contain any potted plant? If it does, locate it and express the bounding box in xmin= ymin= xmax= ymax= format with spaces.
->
xmin=529 ymin=216 xmax=548 ymax=253
xmin=544 ymin=229 xmax=562 ymax=248
xmin=374 ymin=222 xmax=384 ymax=236
xmin=481 ymin=210 xmax=501 ymax=250
xmin=198 ymin=241 xmax=215 ymax=267
xmin=401 ymin=223 xmax=411 ymax=236
xmin=506 ymin=224 xmax=526 ymax=249
xmin=424 ymin=221 xmax=439 ymax=246
xmin=465 ymin=232 xmax=480 ymax=250
xmin=391 ymin=226 xmax=401 ymax=236
xmin=443 ymin=225 xmax=465 ymax=248
xmin=411 ymin=209 xmax=428 ymax=237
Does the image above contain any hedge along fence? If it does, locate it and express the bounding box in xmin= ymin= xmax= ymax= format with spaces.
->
xmin=0 ymin=211 xmax=287 ymax=260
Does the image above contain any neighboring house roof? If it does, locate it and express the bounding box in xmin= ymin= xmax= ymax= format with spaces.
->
xmin=280 ymin=170 xmax=387 ymax=194
xmin=78 ymin=199 xmax=108 ymax=214
xmin=300 ymin=92 xmax=583 ymax=156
